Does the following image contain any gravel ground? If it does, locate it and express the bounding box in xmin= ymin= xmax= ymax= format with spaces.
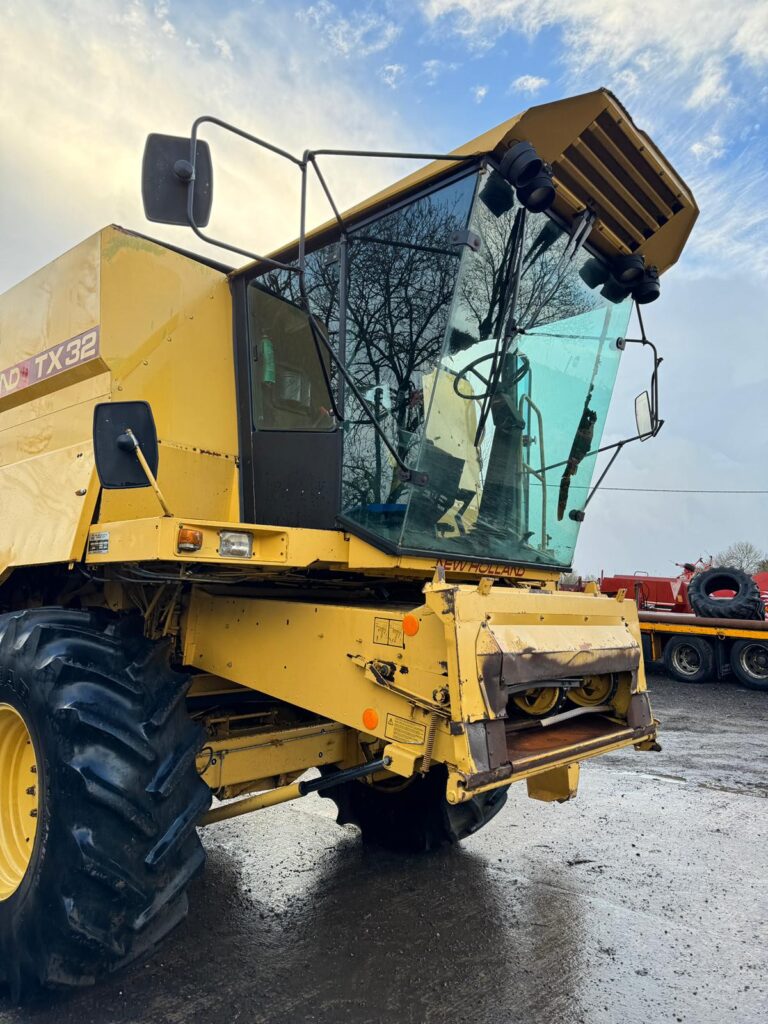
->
xmin=2 ymin=673 xmax=766 ymax=1024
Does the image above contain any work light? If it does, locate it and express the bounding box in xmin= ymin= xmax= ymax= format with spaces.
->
xmin=632 ymin=265 xmax=661 ymax=304
xmin=517 ymin=171 xmax=556 ymax=213
xmin=612 ymin=253 xmax=645 ymax=285
xmin=499 ymin=141 xmax=543 ymax=187
xmin=499 ymin=141 xmax=555 ymax=212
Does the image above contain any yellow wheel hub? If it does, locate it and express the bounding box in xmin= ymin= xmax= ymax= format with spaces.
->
xmin=511 ymin=687 xmax=561 ymax=717
xmin=0 ymin=704 xmax=39 ymax=901
xmin=568 ymin=676 xmax=614 ymax=708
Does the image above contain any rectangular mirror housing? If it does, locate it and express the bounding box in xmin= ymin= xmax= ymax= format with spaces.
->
xmin=142 ymin=133 xmax=213 ymax=227
xmin=93 ymin=401 xmax=159 ymax=489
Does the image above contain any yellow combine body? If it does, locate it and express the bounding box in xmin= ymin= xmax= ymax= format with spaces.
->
xmin=0 ymin=88 xmax=697 ymax=996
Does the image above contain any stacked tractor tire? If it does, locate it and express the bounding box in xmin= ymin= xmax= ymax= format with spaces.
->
xmin=686 ymin=567 xmax=765 ymax=621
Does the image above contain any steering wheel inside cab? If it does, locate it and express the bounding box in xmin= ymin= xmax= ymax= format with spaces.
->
xmin=452 ymin=349 xmax=530 ymax=401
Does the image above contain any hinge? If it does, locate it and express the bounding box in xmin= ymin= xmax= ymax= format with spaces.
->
xmin=450 ymin=229 xmax=482 ymax=252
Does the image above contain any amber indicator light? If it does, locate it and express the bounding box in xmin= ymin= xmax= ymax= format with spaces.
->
xmin=178 ymin=527 xmax=203 ymax=552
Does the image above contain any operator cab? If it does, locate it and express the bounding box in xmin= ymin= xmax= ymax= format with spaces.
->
xmin=237 ymin=162 xmax=631 ymax=569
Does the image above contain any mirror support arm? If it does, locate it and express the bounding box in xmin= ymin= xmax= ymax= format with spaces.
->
xmin=120 ymin=429 xmax=174 ymax=517
xmin=617 ymin=306 xmax=664 ymax=436
xmin=582 ymin=442 xmax=626 ymax=511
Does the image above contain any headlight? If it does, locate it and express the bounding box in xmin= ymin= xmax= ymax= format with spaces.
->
xmin=218 ymin=530 xmax=253 ymax=558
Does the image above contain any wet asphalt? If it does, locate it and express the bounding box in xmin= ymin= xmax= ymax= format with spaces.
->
xmin=2 ymin=673 xmax=766 ymax=1024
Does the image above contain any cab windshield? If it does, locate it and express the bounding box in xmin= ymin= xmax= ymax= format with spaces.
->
xmin=259 ymin=164 xmax=633 ymax=568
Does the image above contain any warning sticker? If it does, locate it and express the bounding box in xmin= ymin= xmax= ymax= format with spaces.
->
xmin=385 ymin=713 xmax=426 ymax=745
xmin=88 ymin=531 xmax=110 ymax=555
xmin=373 ymin=617 xmax=404 ymax=648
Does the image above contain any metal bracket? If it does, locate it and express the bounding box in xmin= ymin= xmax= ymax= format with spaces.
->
xmin=450 ymin=229 xmax=482 ymax=252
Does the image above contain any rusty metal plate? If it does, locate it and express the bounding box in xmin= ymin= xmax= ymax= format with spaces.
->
xmin=485 ymin=623 xmax=640 ymax=685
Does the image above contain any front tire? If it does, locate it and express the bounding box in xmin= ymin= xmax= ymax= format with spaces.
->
xmin=0 ymin=608 xmax=211 ymax=999
xmin=320 ymin=765 xmax=508 ymax=853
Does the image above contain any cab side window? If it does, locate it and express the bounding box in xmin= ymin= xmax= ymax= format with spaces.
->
xmin=248 ymin=285 xmax=335 ymax=432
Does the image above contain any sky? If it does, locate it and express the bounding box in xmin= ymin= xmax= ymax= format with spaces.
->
xmin=1 ymin=0 xmax=767 ymax=574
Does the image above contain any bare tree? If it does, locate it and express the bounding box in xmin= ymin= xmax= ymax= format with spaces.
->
xmin=714 ymin=541 xmax=768 ymax=574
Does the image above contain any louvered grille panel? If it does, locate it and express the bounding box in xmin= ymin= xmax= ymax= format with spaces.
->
xmin=550 ymin=109 xmax=689 ymax=260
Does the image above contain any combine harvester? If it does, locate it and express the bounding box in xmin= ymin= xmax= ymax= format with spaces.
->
xmin=601 ymin=561 xmax=768 ymax=688
xmin=0 ymin=90 xmax=697 ymax=996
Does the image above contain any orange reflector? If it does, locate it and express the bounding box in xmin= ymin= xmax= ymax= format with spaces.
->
xmin=178 ymin=527 xmax=203 ymax=553
xmin=402 ymin=614 xmax=419 ymax=637
xmin=362 ymin=708 xmax=379 ymax=731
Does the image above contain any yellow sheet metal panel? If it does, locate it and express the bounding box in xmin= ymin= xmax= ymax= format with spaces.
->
xmin=0 ymin=444 xmax=99 ymax=576
xmin=0 ymin=232 xmax=101 ymax=404
xmin=99 ymin=442 xmax=239 ymax=522
xmin=0 ymin=372 xmax=110 ymax=467
xmin=526 ymin=763 xmax=580 ymax=803
xmin=99 ymin=227 xmax=238 ymax=457
xmin=183 ymin=589 xmax=463 ymax=770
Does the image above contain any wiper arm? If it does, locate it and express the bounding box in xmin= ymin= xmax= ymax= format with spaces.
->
xmin=473 ymin=207 xmax=527 ymax=445
xmin=557 ymin=394 xmax=597 ymax=521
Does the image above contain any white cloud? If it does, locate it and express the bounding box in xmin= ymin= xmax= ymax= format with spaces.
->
xmin=471 ymin=84 xmax=488 ymax=103
xmin=379 ymin=63 xmax=406 ymax=89
xmin=421 ymin=58 xmax=460 ymax=83
xmin=686 ymin=61 xmax=730 ymax=109
xmin=510 ymin=74 xmax=548 ymax=94
xmin=214 ymin=37 xmax=234 ymax=62
xmin=299 ymin=1 xmax=400 ymax=58
xmin=421 ymin=0 xmax=768 ymax=72
xmin=690 ymin=132 xmax=725 ymax=163
xmin=0 ymin=1 xmax=412 ymax=292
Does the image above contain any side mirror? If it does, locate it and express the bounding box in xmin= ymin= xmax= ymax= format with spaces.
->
xmin=142 ymin=133 xmax=213 ymax=227
xmin=93 ymin=401 xmax=159 ymax=488
xmin=634 ymin=391 xmax=653 ymax=440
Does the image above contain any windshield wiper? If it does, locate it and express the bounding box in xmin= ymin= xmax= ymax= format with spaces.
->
xmin=557 ymin=390 xmax=597 ymax=520
xmin=473 ymin=207 xmax=527 ymax=445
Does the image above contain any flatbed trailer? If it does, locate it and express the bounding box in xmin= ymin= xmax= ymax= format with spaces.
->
xmin=639 ymin=611 xmax=768 ymax=690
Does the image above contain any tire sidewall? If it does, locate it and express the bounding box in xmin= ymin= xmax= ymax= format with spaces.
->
xmin=664 ymin=636 xmax=712 ymax=684
xmin=731 ymin=640 xmax=768 ymax=691
xmin=0 ymin=669 xmax=57 ymax=988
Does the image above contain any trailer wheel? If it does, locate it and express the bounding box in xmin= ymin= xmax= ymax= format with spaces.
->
xmin=662 ymin=635 xmax=714 ymax=684
xmin=729 ymin=640 xmax=768 ymax=691
xmin=319 ymin=765 xmax=509 ymax=853
xmin=0 ymin=608 xmax=210 ymax=999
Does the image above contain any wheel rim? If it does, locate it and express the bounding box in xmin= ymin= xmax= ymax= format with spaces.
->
xmin=671 ymin=643 xmax=701 ymax=676
xmin=512 ymin=687 xmax=561 ymax=716
xmin=0 ymin=704 xmax=39 ymax=901
xmin=568 ymin=676 xmax=614 ymax=707
xmin=740 ymin=644 xmax=768 ymax=680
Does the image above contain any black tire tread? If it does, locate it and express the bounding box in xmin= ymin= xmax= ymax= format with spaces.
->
xmin=0 ymin=607 xmax=211 ymax=999
xmin=688 ymin=566 xmax=764 ymax=621
xmin=320 ymin=765 xmax=508 ymax=853
xmin=729 ymin=638 xmax=768 ymax=692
